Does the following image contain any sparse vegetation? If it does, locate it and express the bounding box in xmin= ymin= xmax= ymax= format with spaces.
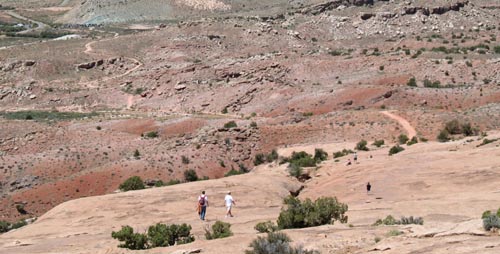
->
xmin=254 ymin=221 xmax=278 ymax=233
xmin=183 ymin=169 xmax=198 ymax=182
xmin=133 ymin=149 xmax=141 ymax=159
xmin=333 ymin=149 xmax=354 ymax=158
xmin=407 ymin=77 xmax=417 ymax=87
xmin=483 ymin=214 xmax=500 ymax=231
xmin=254 ymin=149 xmax=279 ymax=166
xmin=387 ymin=230 xmax=403 ymax=237
xmin=477 ymin=138 xmax=499 ymax=147
xmin=398 ymin=134 xmax=409 ymax=144
xmin=181 ymin=155 xmax=190 ymax=164
xmin=406 ymin=136 xmax=418 ymax=146
xmin=438 ymin=120 xmax=478 ymax=142
xmin=355 ymin=140 xmax=369 ymax=151
xmin=119 ymin=176 xmax=145 ymax=191
xmin=372 ymin=140 xmax=385 ymax=147
xmin=245 ymin=232 xmax=318 ymax=254
xmin=313 ymin=148 xmax=328 ymax=162
xmin=282 ymin=151 xmax=317 ymax=167
xmin=205 ymin=221 xmax=233 ymax=240
xmin=224 ymin=121 xmax=237 ymax=128
xmin=277 ymin=196 xmax=348 ymax=229
xmin=388 ymin=145 xmax=405 ymax=156
xmin=111 ymin=223 xmax=194 ymax=250
xmin=373 ymin=215 xmax=423 ymax=226
xmin=0 ymin=110 xmax=98 ymax=121
xmin=144 ymin=131 xmax=159 ymax=138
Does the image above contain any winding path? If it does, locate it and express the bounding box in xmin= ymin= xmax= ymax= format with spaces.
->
xmin=381 ymin=111 xmax=417 ymax=138
xmin=5 ymin=10 xmax=48 ymax=33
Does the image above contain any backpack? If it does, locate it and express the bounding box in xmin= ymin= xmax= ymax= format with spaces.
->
xmin=199 ymin=195 xmax=206 ymax=206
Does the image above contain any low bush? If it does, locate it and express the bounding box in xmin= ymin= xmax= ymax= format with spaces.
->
xmin=313 ymin=148 xmax=328 ymax=162
xmin=181 ymin=155 xmax=190 ymax=164
xmin=406 ymin=136 xmax=418 ymax=146
xmin=333 ymin=149 xmax=354 ymax=158
xmin=147 ymin=223 xmax=194 ymax=247
xmin=398 ymin=134 xmax=409 ymax=144
xmin=0 ymin=110 xmax=98 ymax=121
xmin=387 ymin=230 xmax=403 ymax=237
xmin=407 ymin=77 xmax=417 ymax=87
xmin=372 ymin=140 xmax=385 ymax=147
xmin=165 ymin=179 xmax=181 ymax=186
xmin=254 ymin=221 xmax=278 ymax=233
xmin=483 ymin=215 xmax=500 ymax=231
xmin=245 ymin=232 xmax=318 ymax=254
xmin=0 ymin=221 xmax=11 ymax=233
xmin=437 ymin=130 xmax=450 ymax=142
xmin=224 ymin=121 xmax=238 ymax=129
xmin=111 ymin=223 xmax=194 ymax=250
xmin=144 ymin=131 xmax=159 ymax=138
xmin=287 ymin=163 xmax=303 ymax=178
xmin=355 ymin=140 xmax=369 ymax=151
xmin=119 ymin=176 xmax=145 ymax=192
xmin=373 ymin=215 xmax=423 ymax=226
xmin=205 ymin=221 xmax=233 ymax=240
xmin=284 ymin=151 xmax=317 ymax=167
xmin=388 ymin=145 xmax=405 ymax=156
xmin=254 ymin=149 xmax=279 ymax=165
xmin=267 ymin=149 xmax=279 ymax=162
xmin=184 ymin=169 xmax=198 ymax=182
xmin=277 ymin=196 xmax=348 ymax=229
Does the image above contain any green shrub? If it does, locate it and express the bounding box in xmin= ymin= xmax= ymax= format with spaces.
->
xmin=286 ymin=151 xmax=316 ymax=167
xmin=277 ymin=196 xmax=348 ymax=229
xmin=482 ymin=210 xmax=492 ymax=219
xmin=388 ymin=145 xmax=404 ymax=156
xmin=184 ymin=169 xmax=198 ymax=182
xmin=147 ymin=223 xmax=194 ymax=247
xmin=245 ymin=232 xmax=318 ymax=254
xmin=0 ymin=221 xmax=11 ymax=233
xmin=154 ymin=180 xmax=165 ymax=187
xmin=145 ymin=131 xmax=159 ymax=138
xmin=133 ymin=149 xmax=140 ymax=159
xmin=483 ymin=215 xmax=500 ymax=231
xmin=205 ymin=221 xmax=233 ymax=240
xmin=313 ymin=148 xmax=328 ymax=162
xmin=398 ymin=134 xmax=409 ymax=144
xmin=372 ymin=140 xmax=385 ymax=147
xmin=497 ymin=208 xmax=500 ymax=218
xmin=119 ymin=176 xmax=145 ymax=191
xmin=333 ymin=149 xmax=354 ymax=158
xmin=437 ymin=130 xmax=450 ymax=142
xmin=406 ymin=136 xmax=418 ymax=146
xmin=266 ymin=149 xmax=279 ymax=163
xmin=445 ymin=119 xmax=462 ymax=134
xmin=181 ymin=155 xmax=190 ymax=164
xmin=224 ymin=169 xmax=244 ymax=177
xmin=407 ymin=77 xmax=417 ymax=87
xmin=287 ymin=163 xmax=303 ymax=178
xmin=254 ymin=153 xmax=266 ymax=165
xmin=166 ymin=179 xmax=181 ymax=186
xmin=374 ymin=215 xmax=423 ymax=226
xmin=355 ymin=140 xmax=369 ymax=151
xmin=250 ymin=121 xmax=258 ymax=128
xmin=420 ymin=137 xmax=428 ymax=142
xmin=224 ymin=121 xmax=237 ymax=128
xmin=111 ymin=226 xmax=149 ymax=250
xmin=387 ymin=230 xmax=403 ymax=236
xmin=0 ymin=110 xmax=98 ymax=121
xmin=254 ymin=221 xmax=278 ymax=233
xmin=11 ymin=220 xmax=27 ymax=230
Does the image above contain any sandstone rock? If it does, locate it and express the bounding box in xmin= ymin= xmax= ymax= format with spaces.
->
xmin=175 ymin=84 xmax=187 ymax=90
xmin=360 ymin=13 xmax=375 ymax=20
xmin=24 ymin=60 xmax=36 ymax=67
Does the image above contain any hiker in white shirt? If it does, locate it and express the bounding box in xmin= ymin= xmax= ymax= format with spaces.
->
xmin=224 ymin=191 xmax=236 ymax=218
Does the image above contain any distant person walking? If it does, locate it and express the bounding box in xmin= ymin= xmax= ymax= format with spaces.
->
xmin=224 ymin=191 xmax=236 ymax=218
xmin=353 ymin=152 xmax=358 ymax=163
xmin=345 ymin=159 xmax=352 ymax=166
xmin=198 ymin=191 xmax=208 ymax=220
xmin=366 ymin=182 xmax=371 ymax=193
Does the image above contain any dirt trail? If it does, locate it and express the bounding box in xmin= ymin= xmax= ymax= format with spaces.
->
xmin=381 ymin=111 xmax=417 ymax=138
xmin=6 ymin=11 xmax=48 ymax=33
xmin=81 ymin=33 xmax=142 ymax=89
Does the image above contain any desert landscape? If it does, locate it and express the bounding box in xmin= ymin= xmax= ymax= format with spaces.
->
xmin=0 ymin=0 xmax=499 ymax=253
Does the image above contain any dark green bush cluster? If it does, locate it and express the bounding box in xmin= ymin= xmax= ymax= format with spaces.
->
xmin=438 ymin=120 xmax=478 ymax=142
xmin=282 ymin=151 xmax=317 ymax=167
xmin=224 ymin=164 xmax=249 ymax=177
xmin=245 ymin=232 xmax=318 ymax=254
xmin=184 ymin=169 xmax=198 ymax=182
xmin=144 ymin=131 xmax=159 ymax=138
xmin=333 ymin=149 xmax=354 ymax=158
xmin=313 ymin=148 xmax=328 ymax=162
xmin=423 ymin=79 xmax=442 ymax=88
xmin=205 ymin=221 xmax=233 ymax=240
xmin=477 ymin=138 xmax=499 ymax=147
xmin=372 ymin=140 xmax=385 ymax=147
xmin=388 ymin=145 xmax=405 ymax=155
xmin=254 ymin=149 xmax=279 ymax=166
xmin=355 ymin=140 xmax=369 ymax=151
xmin=0 ymin=219 xmax=27 ymax=233
xmin=277 ymin=196 xmax=348 ymax=229
xmin=482 ymin=208 xmax=500 ymax=231
xmin=119 ymin=176 xmax=145 ymax=191
xmin=0 ymin=110 xmax=98 ymax=121
xmin=111 ymin=223 xmax=194 ymax=250
xmin=373 ymin=215 xmax=423 ymax=226
xmin=398 ymin=134 xmax=409 ymax=144
xmin=406 ymin=136 xmax=418 ymax=146
xmin=224 ymin=121 xmax=238 ymax=128
xmin=254 ymin=221 xmax=278 ymax=233
xmin=407 ymin=77 xmax=417 ymax=87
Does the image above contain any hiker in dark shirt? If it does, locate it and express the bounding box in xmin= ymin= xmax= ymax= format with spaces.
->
xmin=366 ymin=182 xmax=372 ymax=193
